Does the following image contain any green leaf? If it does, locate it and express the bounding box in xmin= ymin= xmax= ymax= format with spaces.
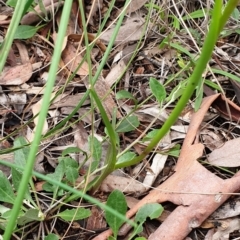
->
xmin=130 ymin=203 xmax=164 ymax=239
xmin=117 ymin=151 xmax=136 ymax=164
xmin=170 ymin=43 xmax=194 ymax=59
xmin=62 ymin=147 xmax=85 ymax=157
xmin=0 ymin=171 xmax=15 ymax=204
xmin=204 ymin=79 xmax=221 ymax=91
xmin=149 ymin=77 xmax=166 ymax=104
xmin=61 ymin=157 xmax=79 ymax=183
xmin=232 ymin=8 xmax=240 ymax=20
xmin=17 ymin=209 xmax=44 ymax=226
xmin=182 ymin=9 xmax=207 ymax=20
xmin=107 ymin=237 xmax=115 ymax=240
xmin=6 ymin=0 xmax=17 ymax=7
xmin=45 ymin=234 xmax=59 ymax=240
xmin=165 ymin=144 xmax=181 ymax=157
xmin=135 ymin=203 xmax=163 ymax=223
xmin=116 ymin=115 xmax=139 ymax=133
xmin=105 ymin=190 xmax=127 ymax=238
xmin=2 ymin=209 xmax=24 ymax=220
xmin=7 ymin=0 xmax=34 ymax=12
xmin=57 ymin=208 xmax=91 ymax=221
xmin=88 ymin=136 xmax=102 ymax=171
xmin=166 ymin=80 xmax=187 ymax=103
xmin=43 ymin=161 xmax=65 ymax=194
xmin=0 ymin=205 xmax=10 ymax=215
xmin=11 ymin=167 xmax=32 ymax=201
xmin=65 ymin=167 xmax=79 ymax=183
xmin=14 ymin=25 xmax=41 ymax=40
xmin=13 ymin=137 xmax=29 ymax=168
xmin=116 ymin=90 xmax=138 ymax=105
xmin=142 ymin=129 xmax=159 ymax=142
xmin=212 ymin=68 xmax=240 ymax=83
xmin=44 ymin=234 xmax=59 ymax=240
xmin=60 ymin=157 xmax=78 ymax=169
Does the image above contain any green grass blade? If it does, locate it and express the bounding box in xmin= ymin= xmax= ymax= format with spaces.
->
xmin=0 ymin=0 xmax=33 ymax=72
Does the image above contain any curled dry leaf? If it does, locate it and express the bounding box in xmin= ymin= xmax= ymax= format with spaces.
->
xmin=61 ymin=42 xmax=89 ymax=76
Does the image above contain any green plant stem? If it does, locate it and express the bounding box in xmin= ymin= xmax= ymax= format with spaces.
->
xmin=3 ymin=2 xmax=73 ymax=239
xmin=89 ymin=89 xmax=117 ymax=192
xmin=218 ymin=0 xmax=239 ymax=33
xmin=115 ymin=0 xmax=237 ymax=169
xmin=0 ymin=0 xmax=32 ymax=72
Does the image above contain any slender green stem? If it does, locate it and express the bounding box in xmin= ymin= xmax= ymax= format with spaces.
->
xmin=115 ymin=0 xmax=237 ymax=169
xmin=0 ymin=0 xmax=31 ymax=72
xmin=3 ymin=2 xmax=73 ymax=239
xmin=89 ymin=89 xmax=117 ymax=191
xmin=218 ymin=0 xmax=239 ymax=33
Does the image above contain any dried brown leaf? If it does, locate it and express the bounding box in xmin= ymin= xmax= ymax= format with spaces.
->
xmin=126 ymin=0 xmax=148 ymax=13
xmin=208 ymin=138 xmax=240 ymax=167
xmin=0 ymin=63 xmax=32 ymax=85
xmin=99 ymin=13 xmax=145 ymax=45
xmin=61 ymin=42 xmax=89 ymax=76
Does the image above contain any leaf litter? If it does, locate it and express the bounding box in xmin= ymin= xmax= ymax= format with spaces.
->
xmin=1 ymin=1 xmax=240 ymax=239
